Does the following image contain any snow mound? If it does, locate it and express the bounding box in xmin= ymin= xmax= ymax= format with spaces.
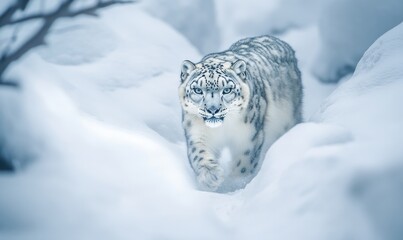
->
xmin=260 ymin=0 xmax=330 ymax=34
xmin=246 ymin=22 xmax=403 ymax=240
xmin=37 ymin=18 xmax=118 ymax=65
xmin=312 ymin=0 xmax=403 ymax=82
xmin=215 ymin=0 xmax=331 ymax=49
xmin=1 ymin=4 xmax=199 ymax=169
xmin=138 ymin=0 xmax=219 ymax=54
xmin=35 ymin=6 xmax=199 ymax=140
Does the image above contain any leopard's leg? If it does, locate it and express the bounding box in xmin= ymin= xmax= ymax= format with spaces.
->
xmin=228 ymin=129 xmax=265 ymax=187
xmin=184 ymin=118 xmax=224 ymax=191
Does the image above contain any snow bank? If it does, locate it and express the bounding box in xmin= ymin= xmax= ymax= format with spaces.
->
xmin=258 ymin=0 xmax=329 ymax=33
xmin=36 ymin=6 xmax=199 ymax=136
xmin=138 ymin=0 xmax=219 ymax=54
xmin=0 ymin=5 xmax=216 ymax=239
xmin=215 ymin=0 xmax=331 ymax=49
xmin=240 ymin=22 xmax=403 ymax=240
xmin=312 ymin=0 xmax=403 ymax=82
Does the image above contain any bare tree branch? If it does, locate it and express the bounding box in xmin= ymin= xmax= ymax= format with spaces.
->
xmin=3 ymin=0 xmax=134 ymax=27
xmin=0 ymin=81 xmax=19 ymax=88
xmin=0 ymin=0 xmax=134 ymax=82
xmin=0 ymin=0 xmax=75 ymax=78
xmin=1 ymin=0 xmax=135 ymax=171
xmin=0 ymin=153 xmax=14 ymax=171
xmin=0 ymin=0 xmax=29 ymax=27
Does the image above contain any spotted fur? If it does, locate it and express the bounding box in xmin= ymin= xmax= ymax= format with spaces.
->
xmin=179 ymin=35 xmax=302 ymax=192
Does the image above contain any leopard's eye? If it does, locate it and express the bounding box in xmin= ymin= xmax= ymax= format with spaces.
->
xmin=193 ymin=87 xmax=203 ymax=95
xmin=223 ymin=87 xmax=233 ymax=95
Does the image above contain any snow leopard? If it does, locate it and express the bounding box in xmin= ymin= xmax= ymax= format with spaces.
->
xmin=179 ymin=35 xmax=302 ymax=192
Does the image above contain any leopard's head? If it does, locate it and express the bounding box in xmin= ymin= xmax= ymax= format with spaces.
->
xmin=179 ymin=59 xmax=250 ymax=128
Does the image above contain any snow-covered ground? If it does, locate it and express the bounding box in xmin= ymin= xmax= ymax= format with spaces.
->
xmin=1 ymin=1 xmax=403 ymax=240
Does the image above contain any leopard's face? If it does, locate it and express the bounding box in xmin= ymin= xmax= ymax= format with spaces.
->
xmin=179 ymin=60 xmax=250 ymax=128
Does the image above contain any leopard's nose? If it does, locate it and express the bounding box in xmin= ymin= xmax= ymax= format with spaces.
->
xmin=206 ymin=107 xmax=220 ymax=115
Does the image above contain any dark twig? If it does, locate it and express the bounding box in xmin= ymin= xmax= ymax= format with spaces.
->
xmin=0 ymin=157 xmax=14 ymax=171
xmin=0 ymin=0 xmax=134 ymax=172
xmin=0 ymin=81 xmax=19 ymax=88
xmin=3 ymin=0 xmax=134 ymax=26
xmin=0 ymin=0 xmax=75 ymax=78
xmin=0 ymin=0 xmax=134 ymax=82
xmin=0 ymin=0 xmax=29 ymax=27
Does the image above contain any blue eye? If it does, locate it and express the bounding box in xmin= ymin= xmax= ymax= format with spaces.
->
xmin=223 ymin=87 xmax=233 ymax=94
xmin=193 ymin=87 xmax=203 ymax=94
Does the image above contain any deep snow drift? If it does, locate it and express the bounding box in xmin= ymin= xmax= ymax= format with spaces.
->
xmin=138 ymin=0 xmax=220 ymax=54
xmin=1 ymin=1 xmax=403 ymax=240
xmin=312 ymin=0 xmax=403 ymax=82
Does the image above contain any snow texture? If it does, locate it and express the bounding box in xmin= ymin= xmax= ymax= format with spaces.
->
xmin=312 ymin=0 xmax=403 ymax=82
xmin=215 ymin=0 xmax=331 ymax=49
xmin=1 ymin=1 xmax=403 ymax=240
xmin=138 ymin=0 xmax=220 ymax=54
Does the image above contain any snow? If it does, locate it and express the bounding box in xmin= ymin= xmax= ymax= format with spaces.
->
xmin=138 ymin=0 xmax=220 ymax=54
xmin=312 ymin=0 xmax=403 ymax=82
xmin=215 ymin=0 xmax=330 ymax=49
xmin=1 ymin=1 xmax=403 ymax=240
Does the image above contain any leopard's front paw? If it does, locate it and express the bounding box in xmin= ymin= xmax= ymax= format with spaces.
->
xmin=197 ymin=165 xmax=224 ymax=191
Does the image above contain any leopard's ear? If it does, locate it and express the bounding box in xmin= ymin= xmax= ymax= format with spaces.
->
xmin=232 ymin=60 xmax=246 ymax=76
xmin=181 ymin=60 xmax=196 ymax=83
